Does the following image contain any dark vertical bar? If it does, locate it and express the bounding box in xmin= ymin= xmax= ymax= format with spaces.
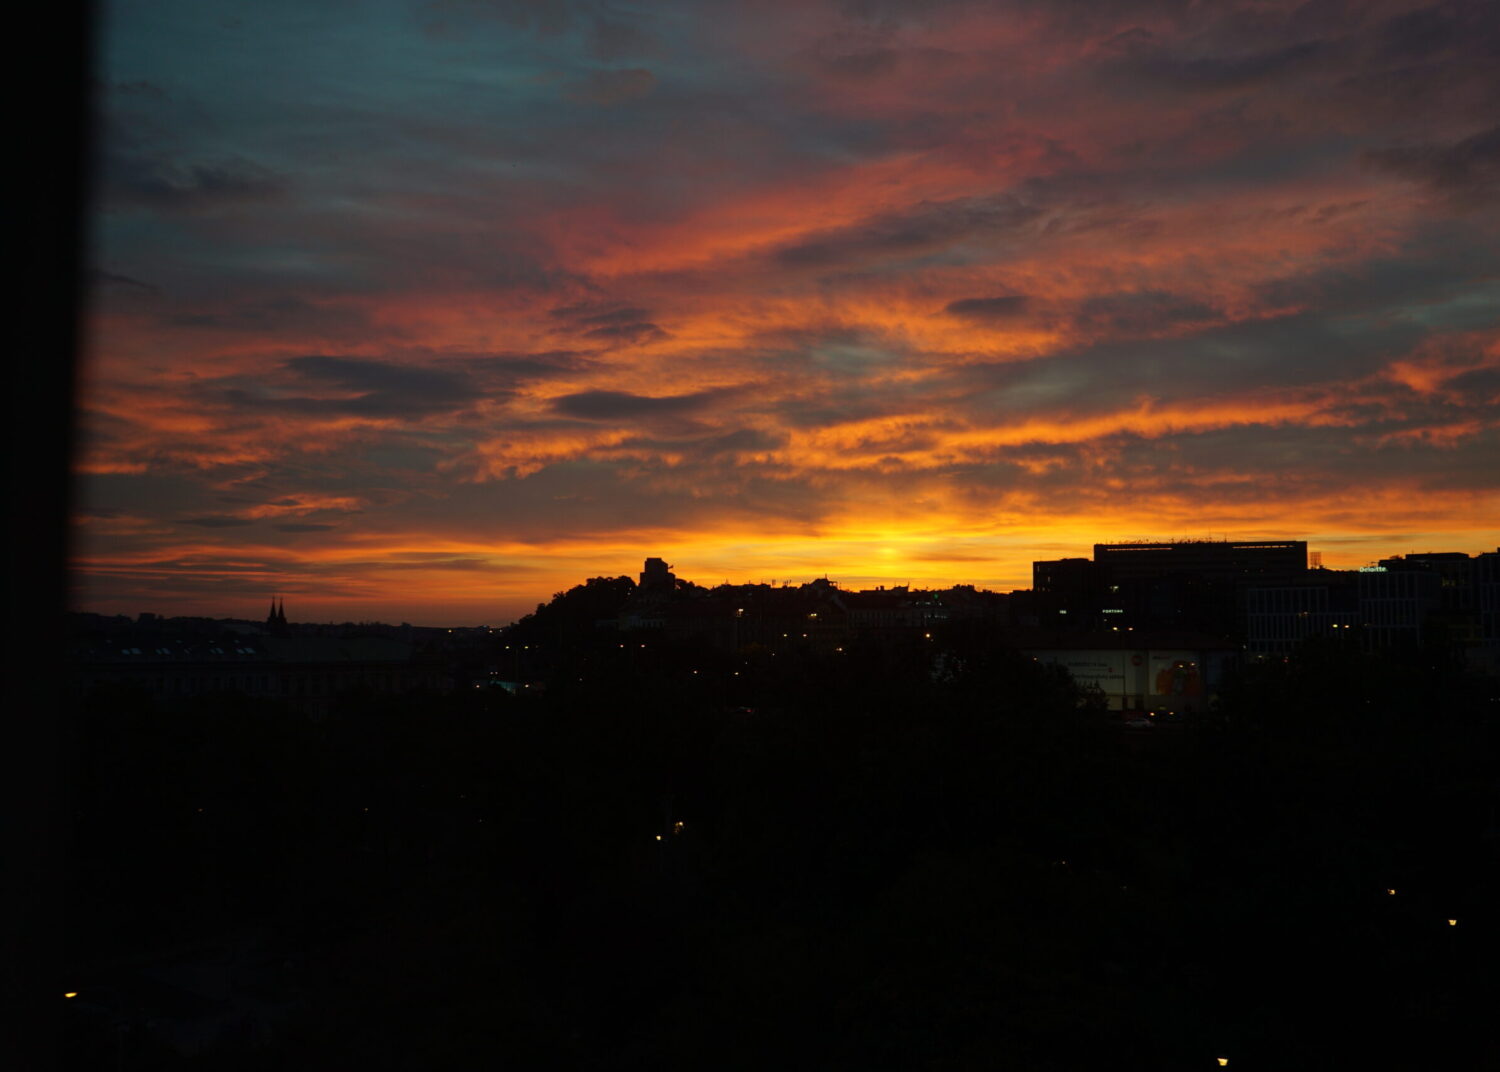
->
xmin=5 ymin=3 xmax=94 ymax=1068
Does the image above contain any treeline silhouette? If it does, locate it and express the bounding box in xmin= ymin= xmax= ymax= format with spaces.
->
xmin=65 ymin=601 xmax=1496 ymax=1069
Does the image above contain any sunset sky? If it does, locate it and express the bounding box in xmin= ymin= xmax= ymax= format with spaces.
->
xmin=78 ymin=0 xmax=1499 ymax=625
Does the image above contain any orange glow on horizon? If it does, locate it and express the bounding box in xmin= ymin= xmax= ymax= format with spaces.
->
xmin=75 ymin=3 xmax=1500 ymax=625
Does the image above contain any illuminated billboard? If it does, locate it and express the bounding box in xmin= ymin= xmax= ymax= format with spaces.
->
xmin=1029 ymin=647 xmax=1208 ymax=710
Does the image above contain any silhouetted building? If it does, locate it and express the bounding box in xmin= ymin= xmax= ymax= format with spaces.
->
xmin=838 ymin=589 xmax=930 ymax=633
xmin=1245 ymin=573 xmax=1360 ymax=657
xmin=1033 ymin=557 xmax=1100 ymax=600
xmin=1356 ymin=563 xmax=1442 ymax=650
xmin=1477 ymin=550 xmax=1500 ymax=673
xmin=1032 ymin=539 xmax=1308 ymax=637
xmin=1244 ymin=553 xmax=1500 ymax=660
xmin=265 ymin=596 xmax=288 ymax=636
xmin=1092 ymin=539 xmax=1307 ymax=583
xmin=639 ymin=557 xmax=676 ymax=591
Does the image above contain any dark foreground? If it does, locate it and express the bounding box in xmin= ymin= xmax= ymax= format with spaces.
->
xmin=63 ymin=635 xmax=1497 ymax=1070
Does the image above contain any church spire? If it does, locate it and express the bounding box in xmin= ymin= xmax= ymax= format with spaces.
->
xmin=267 ymin=594 xmax=288 ymax=634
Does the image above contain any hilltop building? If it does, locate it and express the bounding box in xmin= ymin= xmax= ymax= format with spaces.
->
xmin=639 ymin=557 xmax=676 ymax=591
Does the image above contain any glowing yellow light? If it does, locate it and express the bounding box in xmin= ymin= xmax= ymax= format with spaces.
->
xmin=655 ymin=835 xmax=662 ymax=841
xmin=673 ymin=821 xmax=685 ymax=834
xmin=1387 ymin=888 xmax=1396 ymax=895
xmin=64 ymin=992 xmax=78 ymax=999
xmin=1448 ymin=919 xmax=1457 ymax=927
xmin=1217 ymin=1060 xmax=1229 ymax=1068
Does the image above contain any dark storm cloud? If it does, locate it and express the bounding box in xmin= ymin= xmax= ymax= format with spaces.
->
xmin=551 ymin=387 xmax=736 ymax=420
xmin=460 ymin=350 xmax=592 ymax=383
xmin=168 ymin=296 xmax=378 ymax=336
xmin=1101 ymin=421 xmax=1500 ymax=493
xmin=104 ymin=148 xmax=286 ymax=211
xmin=951 ymin=308 xmax=1433 ymax=418
xmin=943 ymin=295 xmax=1030 ymax=320
xmin=568 ymin=306 xmax=654 ymax=326
xmin=774 ymin=195 xmax=1043 ymax=269
xmin=696 ymin=427 xmax=787 ymax=455
xmin=550 ymin=304 xmax=669 ymax=346
xmin=1377 ymin=4 xmax=1463 ymax=60
xmin=581 ymin=321 xmax=670 ymax=345
xmin=90 ymin=269 xmax=160 ymax=293
xmin=612 ymin=426 xmax=789 ymax=460
xmin=1363 ymin=125 xmax=1500 ymax=207
xmin=1375 ymin=2 xmax=1500 ymax=62
xmin=273 ymin=522 xmax=338 ymax=532
xmin=1073 ymin=291 xmax=1221 ymax=334
xmin=287 ymin=355 xmax=473 ymax=410
xmin=342 ymin=555 xmax=496 ymax=572
xmin=1252 ymin=238 xmax=1500 ymax=317
xmin=1129 ymin=38 xmax=1335 ymax=91
xmin=1445 ymin=366 xmax=1500 ymax=400
xmin=206 ymin=355 xmax=480 ymax=420
xmin=180 ymin=515 xmax=256 ymax=528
